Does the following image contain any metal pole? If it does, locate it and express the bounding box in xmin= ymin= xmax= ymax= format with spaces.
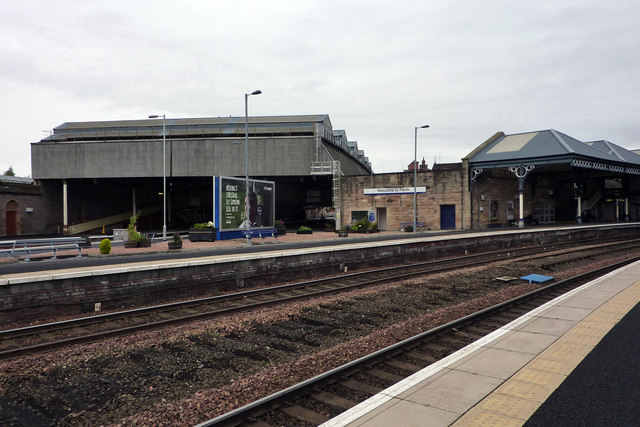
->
xmin=149 ymin=114 xmax=168 ymax=240
xmin=413 ymin=127 xmax=417 ymax=233
xmin=244 ymin=90 xmax=262 ymax=243
xmin=244 ymin=93 xmax=250 ymax=243
xmin=162 ymin=115 xmax=166 ymax=240
xmin=413 ymin=124 xmax=429 ymax=233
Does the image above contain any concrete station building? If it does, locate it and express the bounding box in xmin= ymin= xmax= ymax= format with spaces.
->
xmin=2 ymin=115 xmax=640 ymax=237
xmin=23 ymin=115 xmax=371 ymax=236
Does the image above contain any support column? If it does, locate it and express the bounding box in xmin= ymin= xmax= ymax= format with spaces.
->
xmin=574 ymin=176 xmax=584 ymax=224
xmin=576 ymin=195 xmax=582 ymax=224
xmin=132 ymin=188 xmax=136 ymax=217
xmin=470 ymin=168 xmax=484 ymax=229
xmin=615 ymin=199 xmax=620 ymax=222
xmin=62 ymin=180 xmax=68 ymax=235
xmin=509 ymin=165 xmax=535 ymax=229
xmin=625 ymin=198 xmax=630 ymax=222
xmin=518 ymin=190 xmax=525 ymax=228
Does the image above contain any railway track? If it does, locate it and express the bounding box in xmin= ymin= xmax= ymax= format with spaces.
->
xmin=1 ymin=238 xmax=639 ymax=360
xmin=199 ymin=256 xmax=640 ymax=427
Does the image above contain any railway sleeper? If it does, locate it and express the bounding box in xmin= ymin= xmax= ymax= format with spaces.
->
xmin=280 ymin=403 xmax=330 ymax=425
xmin=437 ymin=336 xmax=470 ymax=347
xmin=311 ymin=391 xmax=357 ymax=410
xmin=383 ymin=359 xmax=423 ymax=373
xmin=339 ymin=378 xmax=383 ymax=395
xmin=368 ymin=368 xmax=405 ymax=383
xmin=406 ymin=350 xmax=438 ymax=363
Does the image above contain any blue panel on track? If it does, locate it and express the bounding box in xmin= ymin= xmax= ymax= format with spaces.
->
xmin=520 ymin=274 xmax=554 ymax=283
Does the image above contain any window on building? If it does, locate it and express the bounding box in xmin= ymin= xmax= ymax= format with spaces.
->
xmin=351 ymin=210 xmax=368 ymax=223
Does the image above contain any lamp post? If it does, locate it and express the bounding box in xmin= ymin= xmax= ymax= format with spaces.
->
xmin=414 ymin=124 xmax=430 ymax=233
xmin=148 ymin=114 xmax=167 ymax=240
xmin=244 ymin=90 xmax=262 ymax=241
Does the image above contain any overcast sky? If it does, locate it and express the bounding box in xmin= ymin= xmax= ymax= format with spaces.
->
xmin=2 ymin=0 xmax=640 ymax=176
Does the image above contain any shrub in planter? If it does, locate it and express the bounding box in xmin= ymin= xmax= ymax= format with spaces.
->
xmin=190 ymin=221 xmax=217 ymax=242
xmin=297 ymin=226 xmax=313 ymax=234
xmin=193 ymin=221 xmax=216 ymax=230
xmin=404 ymin=225 xmax=413 ymax=232
xmin=127 ymin=213 xmax=140 ymax=243
xmin=168 ymin=232 xmax=183 ymax=249
xmin=136 ymin=233 xmax=151 ymax=247
xmin=99 ymin=238 xmax=112 ymax=254
xmin=352 ymin=217 xmax=371 ymax=233
xmin=275 ymin=219 xmax=287 ymax=235
xmin=370 ymin=222 xmax=379 ymax=233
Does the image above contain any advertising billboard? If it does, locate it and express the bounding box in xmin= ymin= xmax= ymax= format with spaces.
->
xmin=220 ymin=176 xmax=274 ymax=230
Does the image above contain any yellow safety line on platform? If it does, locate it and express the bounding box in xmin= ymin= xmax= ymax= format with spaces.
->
xmin=452 ymin=279 xmax=640 ymax=426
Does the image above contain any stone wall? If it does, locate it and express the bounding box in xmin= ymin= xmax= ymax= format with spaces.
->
xmin=0 ymin=181 xmax=59 ymax=236
xmin=3 ymin=224 xmax=637 ymax=324
xmin=340 ymin=164 xmax=467 ymax=231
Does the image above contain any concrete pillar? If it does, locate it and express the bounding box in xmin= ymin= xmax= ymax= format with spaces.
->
xmin=508 ymin=165 xmax=534 ymax=229
xmin=576 ymin=195 xmax=582 ymax=224
xmin=132 ymin=188 xmax=136 ymax=217
xmin=62 ymin=180 xmax=68 ymax=233
xmin=518 ymin=190 xmax=525 ymax=228
xmin=625 ymin=198 xmax=630 ymax=222
xmin=615 ymin=198 xmax=620 ymax=222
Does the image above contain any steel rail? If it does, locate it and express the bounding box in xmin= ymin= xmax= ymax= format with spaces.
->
xmin=1 ymin=238 xmax=638 ymax=361
xmin=197 ymin=256 xmax=640 ymax=426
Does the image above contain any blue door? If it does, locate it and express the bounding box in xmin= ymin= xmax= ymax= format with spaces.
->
xmin=440 ymin=205 xmax=456 ymax=229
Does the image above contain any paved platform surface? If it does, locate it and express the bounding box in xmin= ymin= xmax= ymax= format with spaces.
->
xmin=321 ymin=261 xmax=640 ymax=427
xmin=2 ymin=222 xmax=634 ymax=281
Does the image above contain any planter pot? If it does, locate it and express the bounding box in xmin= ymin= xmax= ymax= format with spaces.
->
xmin=296 ymin=230 xmax=313 ymax=234
xmin=168 ymin=241 xmax=183 ymax=250
xmin=338 ymin=231 xmax=349 ymax=237
xmin=137 ymin=239 xmax=151 ymax=248
xmin=123 ymin=241 xmax=137 ymax=249
xmin=189 ymin=229 xmax=216 ymax=242
xmin=276 ymin=228 xmax=287 ymax=236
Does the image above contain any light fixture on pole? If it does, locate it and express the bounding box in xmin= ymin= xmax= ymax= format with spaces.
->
xmin=414 ymin=124 xmax=429 ymax=233
xmin=244 ymin=90 xmax=262 ymax=242
xmin=148 ymin=114 xmax=167 ymax=240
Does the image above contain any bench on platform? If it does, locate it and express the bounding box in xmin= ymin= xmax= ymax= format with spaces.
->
xmin=399 ymin=222 xmax=425 ymax=231
xmin=241 ymin=229 xmax=279 ymax=244
xmin=0 ymin=237 xmax=87 ymax=262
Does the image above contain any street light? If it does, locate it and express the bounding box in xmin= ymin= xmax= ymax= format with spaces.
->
xmin=414 ymin=124 xmax=429 ymax=233
xmin=148 ymin=114 xmax=167 ymax=240
xmin=244 ymin=90 xmax=262 ymax=242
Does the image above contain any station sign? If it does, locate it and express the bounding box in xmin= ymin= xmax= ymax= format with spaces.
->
xmin=364 ymin=187 xmax=426 ymax=195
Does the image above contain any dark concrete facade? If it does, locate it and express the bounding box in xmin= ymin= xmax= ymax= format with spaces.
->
xmin=29 ymin=115 xmax=372 ymax=235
